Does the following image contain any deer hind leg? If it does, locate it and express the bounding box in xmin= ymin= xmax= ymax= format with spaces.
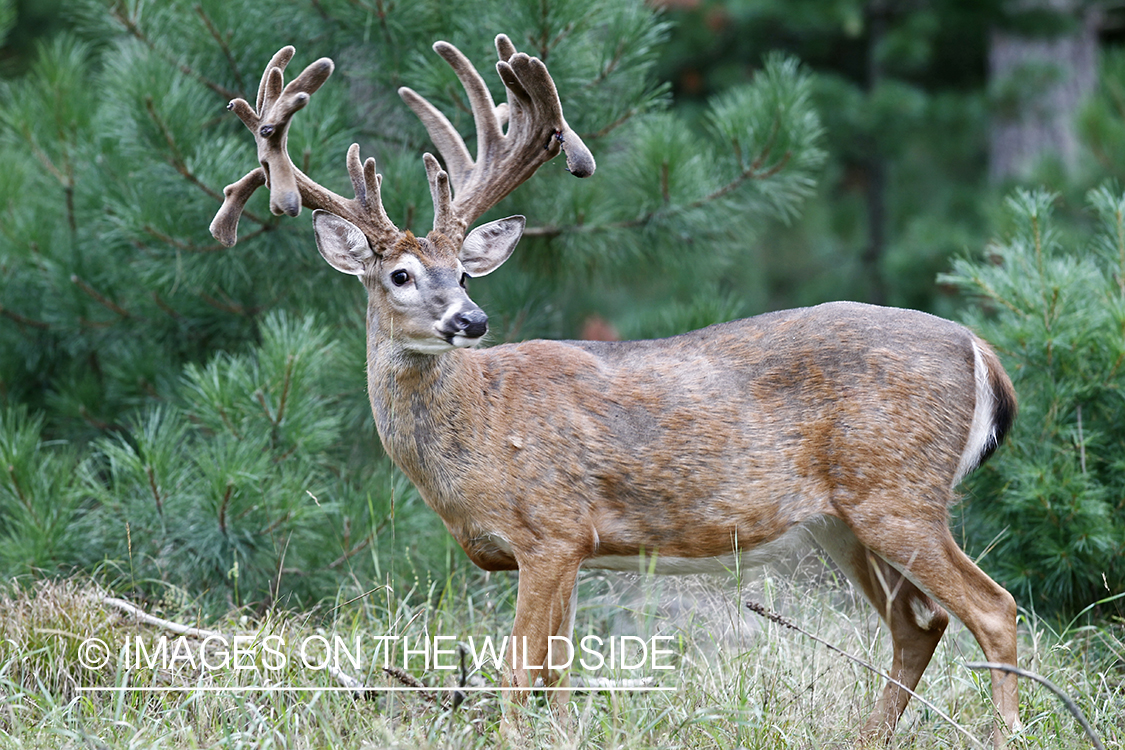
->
xmin=812 ymin=519 xmax=949 ymax=742
xmin=834 ymin=512 xmax=1021 ymax=747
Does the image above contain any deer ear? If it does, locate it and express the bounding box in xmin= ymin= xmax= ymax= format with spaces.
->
xmin=313 ymin=210 xmax=375 ymax=275
xmin=460 ymin=215 xmax=525 ymax=277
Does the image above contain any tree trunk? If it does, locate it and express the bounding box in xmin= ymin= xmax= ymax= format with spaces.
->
xmin=862 ymin=0 xmax=888 ymax=306
xmin=989 ymin=1 xmax=1099 ymax=182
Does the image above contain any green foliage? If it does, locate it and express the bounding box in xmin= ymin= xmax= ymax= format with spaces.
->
xmin=652 ymin=0 xmax=1003 ymax=314
xmin=1079 ymin=47 xmax=1125 ymax=182
xmin=0 ymin=0 xmax=14 ymax=52
xmin=944 ymin=186 xmax=1125 ymax=617
xmin=546 ymin=52 xmax=825 ymax=340
xmin=0 ymin=0 xmax=823 ymax=434
xmin=0 ymin=312 xmax=445 ymax=612
xmin=0 ymin=406 xmax=84 ymax=573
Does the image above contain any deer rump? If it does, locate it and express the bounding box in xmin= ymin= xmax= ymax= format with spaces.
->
xmin=389 ymin=300 xmax=1014 ymax=576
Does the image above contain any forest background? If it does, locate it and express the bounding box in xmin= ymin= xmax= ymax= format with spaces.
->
xmin=1 ymin=0 xmax=1124 ymax=627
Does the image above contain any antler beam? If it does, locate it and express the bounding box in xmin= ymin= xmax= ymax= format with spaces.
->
xmin=209 ymin=47 xmax=398 ymax=248
xmin=210 ymin=36 xmax=594 ymax=250
xmin=399 ymin=34 xmax=595 ymax=244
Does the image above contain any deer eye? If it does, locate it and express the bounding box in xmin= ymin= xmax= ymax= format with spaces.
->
xmin=460 ymin=273 xmax=469 ymax=288
xmin=390 ymin=270 xmax=409 ymax=287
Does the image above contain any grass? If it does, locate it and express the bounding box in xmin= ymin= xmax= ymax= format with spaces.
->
xmin=0 ymin=561 xmax=1121 ymax=749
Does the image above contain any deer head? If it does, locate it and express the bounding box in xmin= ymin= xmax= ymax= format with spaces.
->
xmin=210 ymin=35 xmax=594 ymax=352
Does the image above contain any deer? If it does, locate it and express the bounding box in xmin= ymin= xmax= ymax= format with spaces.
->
xmin=208 ymin=34 xmax=1021 ymax=746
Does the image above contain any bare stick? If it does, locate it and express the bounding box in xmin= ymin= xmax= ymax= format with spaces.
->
xmin=384 ymin=665 xmax=443 ymax=707
xmin=966 ymin=662 xmax=1105 ymax=750
xmin=102 ymin=596 xmax=224 ymax=640
xmin=100 ymin=596 xmax=367 ymax=696
xmin=746 ymin=601 xmax=985 ymax=750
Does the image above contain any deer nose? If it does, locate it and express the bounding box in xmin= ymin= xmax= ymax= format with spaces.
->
xmin=454 ymin=309 xmax=488 ymax=339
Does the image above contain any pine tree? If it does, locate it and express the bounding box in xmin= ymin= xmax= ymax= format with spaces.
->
xmin=653 ymin=0 xmax=1090 ymax=314
xmin=0 ymin=0 xmax=823 ymax=610
xmin=944 ymin=187 xmax=1125 ymax=618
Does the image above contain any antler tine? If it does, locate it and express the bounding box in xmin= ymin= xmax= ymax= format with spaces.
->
xmin=397 ymin=87 xmax=475 ymax=192
xmin=397 ymin=41 xmax=498 ymax=199
xmin=347 ymin=143 xmax=393 ymax=229
xmin=398 ymin=34 xmax=596 ymax=244
xmin=209 ymin=168 xmax=266 ymax=245
xmin=210 ymin=48 xmax=402 ymax=249
xmin=434 ymin=41 xmax=505 ymax=170
xmin=498 ymin=42 xmax=596 ymax=179
xmin=423 ymin=153 xmax=455 ymax=234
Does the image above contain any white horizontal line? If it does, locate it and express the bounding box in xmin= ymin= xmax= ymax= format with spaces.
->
xmin=75 ymin=685 xmax=677 ymax=693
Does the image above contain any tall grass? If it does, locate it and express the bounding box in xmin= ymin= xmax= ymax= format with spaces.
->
xmin=0 ymin=564 xmax=1121 ymax=749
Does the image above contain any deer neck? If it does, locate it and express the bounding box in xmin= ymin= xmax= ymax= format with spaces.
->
xmin=365 ymin=313 xmax=485 ymax=508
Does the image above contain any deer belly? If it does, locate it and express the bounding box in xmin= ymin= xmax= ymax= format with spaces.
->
xmin=582 ymin=524 xmax=810 ymax=574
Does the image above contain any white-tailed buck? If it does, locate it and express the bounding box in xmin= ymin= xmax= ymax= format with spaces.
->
xmin=210 ymin=35 xmax=1020 ymax=745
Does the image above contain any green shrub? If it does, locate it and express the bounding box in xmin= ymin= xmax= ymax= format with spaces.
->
xmin=0 ymin=312 xmax=447 ymax=613
xmin=945 ymin=186 xmax=1125 ymax=617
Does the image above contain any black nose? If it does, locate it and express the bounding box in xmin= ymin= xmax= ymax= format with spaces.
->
xmin=454 ymin=309 xmax=488 ymax=338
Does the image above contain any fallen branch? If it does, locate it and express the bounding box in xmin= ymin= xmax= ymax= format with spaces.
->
xmin=102 ymin=596 xmax=223 ymax=640
xmin=383 ymin=665 xmax=443 ymax=706
xmin=965 ymin=662 xmax=1105 ymax=750
xmin=383 ymin=665 xmax=426 ymax=689
xmin=100 ymin=596 xmax=368 ymax=696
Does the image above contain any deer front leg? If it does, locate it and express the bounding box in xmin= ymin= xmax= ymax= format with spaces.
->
xmin=544 ymin=582 xmax=579 ymax=711
xmin=500 ymin=551 xmax=582 ymax=738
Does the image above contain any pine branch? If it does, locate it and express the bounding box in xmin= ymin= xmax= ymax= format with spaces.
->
xmin=137 ymin=224 xmax=273 ymax=254
xmin=78 ymin=404 xmax=117 ymax=432
xmin=218 ymin=482 xmax=232 ymax=535
xmin=205 ymin=286 xmax=282 ymax=317
xmin=151 ymin=292 xmax=181 ymax=319
xmin=143 ymin=97 xmax=227 ymax=206
xmin=193 ymin=5 xmax=245 ymax=94
xmin=5 ymin=465 xmax=43 ymax=527
xmin=109 ymin=1 xmax=239 ymax=102
xmin=146 ymin=465 xmax=164 ymax=517
xmin=71 ymin=274 xmax=133 ymax=320
xmin=76 ymin=316 xmax=116 ymax=330
xmin=585 ymin=37 xmax=629 ymax=91
xmin=689 ymin=151 xmax=791 ymax=210
xmin=0 ymin=304 xmax=50 ymax=330
xmin=522 ymin=151 xmax=794 ymax=239
xmin=582 ymin=105 xmax=643 ymax=139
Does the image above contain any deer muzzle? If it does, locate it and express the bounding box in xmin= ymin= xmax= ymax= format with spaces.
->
xmin=438 ymin=303 xmax=488 ymax=347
